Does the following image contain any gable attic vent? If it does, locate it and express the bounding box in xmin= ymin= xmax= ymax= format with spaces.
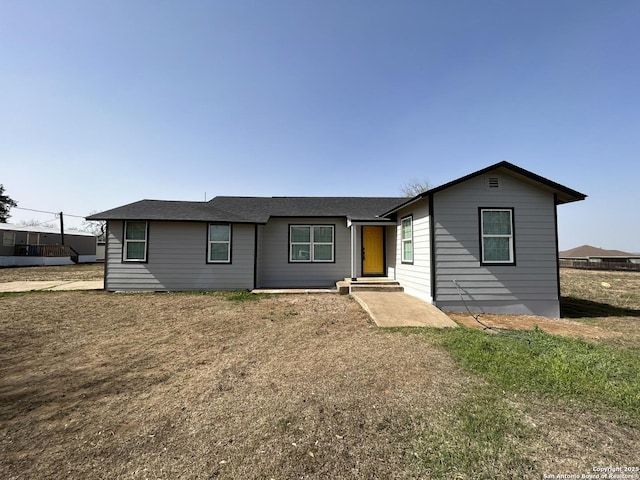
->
xmin=486 ymin=176 xmax=501 ymax=190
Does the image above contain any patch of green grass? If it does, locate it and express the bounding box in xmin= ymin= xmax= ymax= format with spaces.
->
xmin=223 ymin=290 xmax=263 ymax=302
xmin=0 ymin=290 xmax=88 ymax=298
xmin=0 ymin=291 xmax=27 ymax=298
xmin=165 ymin=290 xmax=265 ymax=301
xmin=407 ymin=326 xmax=640 ymax=478
xmin=416 ymin=389 xmax=537 ymax=479
xmin=434 ymin=327 xmax=640 ymax=416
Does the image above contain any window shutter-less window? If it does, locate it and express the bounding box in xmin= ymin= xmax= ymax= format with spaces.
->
xmin=480 ymin=209 xmax=514 ymax=264
xmin=401 ymin=216 xmax=413 ymax=263
xmin=124 ymin=221 xmax=148 ymax=261
xmin=208 ymin=224 xmax=231 ymax=263
xmin=290 ymin=225 xmax=334 ymax=262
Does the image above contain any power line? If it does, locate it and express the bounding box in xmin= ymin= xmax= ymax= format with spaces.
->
xmin=13 ymin=206 xmax=87 ymax=219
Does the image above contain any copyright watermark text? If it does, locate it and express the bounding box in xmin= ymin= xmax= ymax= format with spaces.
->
xmin=543 ymin=467 xmax=640 ymax=479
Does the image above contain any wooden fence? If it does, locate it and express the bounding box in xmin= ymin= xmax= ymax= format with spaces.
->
xmin=559 ymin=259 xmax=640 ymax=272
xmin=14 ymin=244 xmax=72 ymax=257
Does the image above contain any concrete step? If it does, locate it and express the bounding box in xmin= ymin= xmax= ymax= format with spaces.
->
xmin=336 ymin=278 xmax=403 ymax=294
xmin=343 ymin=277 xmax=400 ymax=285
xmin=349 ymin=284 xmax=404 ymax=293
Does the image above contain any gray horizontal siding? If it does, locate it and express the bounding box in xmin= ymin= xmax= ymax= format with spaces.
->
xmin=256 ymin=217 xmax=350 ymax=288
xmin=393 ymin=200 xmax=432 ymax=302
xmin=385 ymin=225 xmax=397 ymax=279
xmin=105 ymin=221 xmax=254 ymax=291
xmin=433 ymin=172 xmax=560 ymax=317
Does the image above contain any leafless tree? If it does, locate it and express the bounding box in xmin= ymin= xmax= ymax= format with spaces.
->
xmin=19 ymin=219 xmax=56 ymax=228
xmin=400 ymin=179 xmax=431 ymax=197
xmin=81 ymin=211 xmax=106 ymax=239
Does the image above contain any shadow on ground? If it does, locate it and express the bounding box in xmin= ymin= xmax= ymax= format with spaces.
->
xmin=561 ymin=296 xmax=640 ymax=318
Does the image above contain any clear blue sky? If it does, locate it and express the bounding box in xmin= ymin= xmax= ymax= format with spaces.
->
xmin=1 ymin=0 xmax=638 ymax=251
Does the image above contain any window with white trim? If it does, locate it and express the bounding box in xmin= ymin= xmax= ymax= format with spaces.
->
xmin=290 ymin=225 xmax=334 ymax=262
xmin=208 ymin=224 xmax=231 ymax=263
xmin=124 ymin=221 xmax=148 ymax=261
xmin=401 ymin=216 xmax=413 ymax=263
xmin=480 ymin=208 xmax=514 ymax=264
xmin=2 ymin=232 xmax=15 ymax=247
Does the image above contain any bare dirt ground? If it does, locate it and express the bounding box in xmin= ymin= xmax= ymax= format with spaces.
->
xmin=450 ymin=312 xmax=621 ymax=340
xmin=451 ymin=268 xmax=640 ymax=344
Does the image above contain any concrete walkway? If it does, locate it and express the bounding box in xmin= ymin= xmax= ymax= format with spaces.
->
xmin=351 ymin=291 xmax=458 ymax=328
xmin=0 ymin=280 xmax=103 ymax=292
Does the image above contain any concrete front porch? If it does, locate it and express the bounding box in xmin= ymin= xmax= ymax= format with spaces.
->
xmin=336 ymin=277 xmax=403 ymax=294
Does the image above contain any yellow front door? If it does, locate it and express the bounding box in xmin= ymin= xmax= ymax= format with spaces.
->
xmin=362 ymin=226 xmax=384 ymax=275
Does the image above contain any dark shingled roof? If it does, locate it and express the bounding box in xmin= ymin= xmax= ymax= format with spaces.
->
xmin=87 ymin=200 xmax=253 ymax=222
xmin=209 ymin=196 xmax=407 ymax=222
xmin=87 ymin=197 xmax=406 ymax=223
xmin=88 ymin=162 xmax=587 ymax=223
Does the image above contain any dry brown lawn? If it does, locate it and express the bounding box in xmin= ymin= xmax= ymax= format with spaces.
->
xmin=560 ymin=268 xmax=640 ymax=311
xmin=1 ymin=266 xmax=639 ymax=478
xmin=1 ymin=291 xmax=467 ymax=479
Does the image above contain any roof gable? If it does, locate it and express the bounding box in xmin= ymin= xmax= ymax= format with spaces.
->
xmin=381 ymin=161 xmax=587 ymax=217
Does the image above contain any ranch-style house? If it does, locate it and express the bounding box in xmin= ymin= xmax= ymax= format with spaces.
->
xmin=88 ymin=161 xmax=586 ymax=317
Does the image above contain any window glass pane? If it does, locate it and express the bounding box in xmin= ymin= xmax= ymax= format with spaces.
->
xmin=291 ymin=244 xmax=310 ymax=261
xmin=3 ymin=232 xmax=15 ymax=246
xmin=126 ymin=221 xmax=147 ymax=240
xmin=291 ymin=226 xmax=310 ymax=242
xmin=403 ymin=241 xmax=413 ymax=261
xmin=313 ymin=226 xmax=333 ymax=243
xmin=401 ymin=218 xmax=412 ymax=239
xmin=209 ymin=224 xmax=230 ymax=242
xmin=483 ymin=237 xmax=510 ymax=262
xmin=126 ymin=241 xmax=145 ymax=260
xmin=483 ymin=211 xmax=511 ymax=235
xmin=313 ymin=244 xmax=332 ymax=261
xmin=209 ymin=243 xmax=229 ymax=262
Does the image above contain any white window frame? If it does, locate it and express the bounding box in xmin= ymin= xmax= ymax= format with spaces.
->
xmin=289 ymin=225 xmax=335 ymax=263
xmin=208 ymin=223 xmax=231 ymax=264
xmin=401 ymin=216 xmax=413 ymax=264
xmin=480 ymin=208 xmax=515 ymax=264
xmin=27 ymin=232 xmax=39 ymax=245
xmin=2 ymin=231 xmax=15 ymax=247
xmin=123 ymin=221 xmax=148 ymax=262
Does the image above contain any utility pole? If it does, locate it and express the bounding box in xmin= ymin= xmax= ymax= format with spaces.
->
xmin=59 ymin=211 xmax=65 ymax=245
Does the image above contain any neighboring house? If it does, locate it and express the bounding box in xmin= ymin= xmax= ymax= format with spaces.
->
xmin=96 ymin=233 xmax=106 ymax=262
xmin=0 ymin=224 xmax=97 ymax=267
xmin=559 ymin=245 xmax=640 ymax=267
xmin=88 ymin=161 xmax=586 ymax=317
